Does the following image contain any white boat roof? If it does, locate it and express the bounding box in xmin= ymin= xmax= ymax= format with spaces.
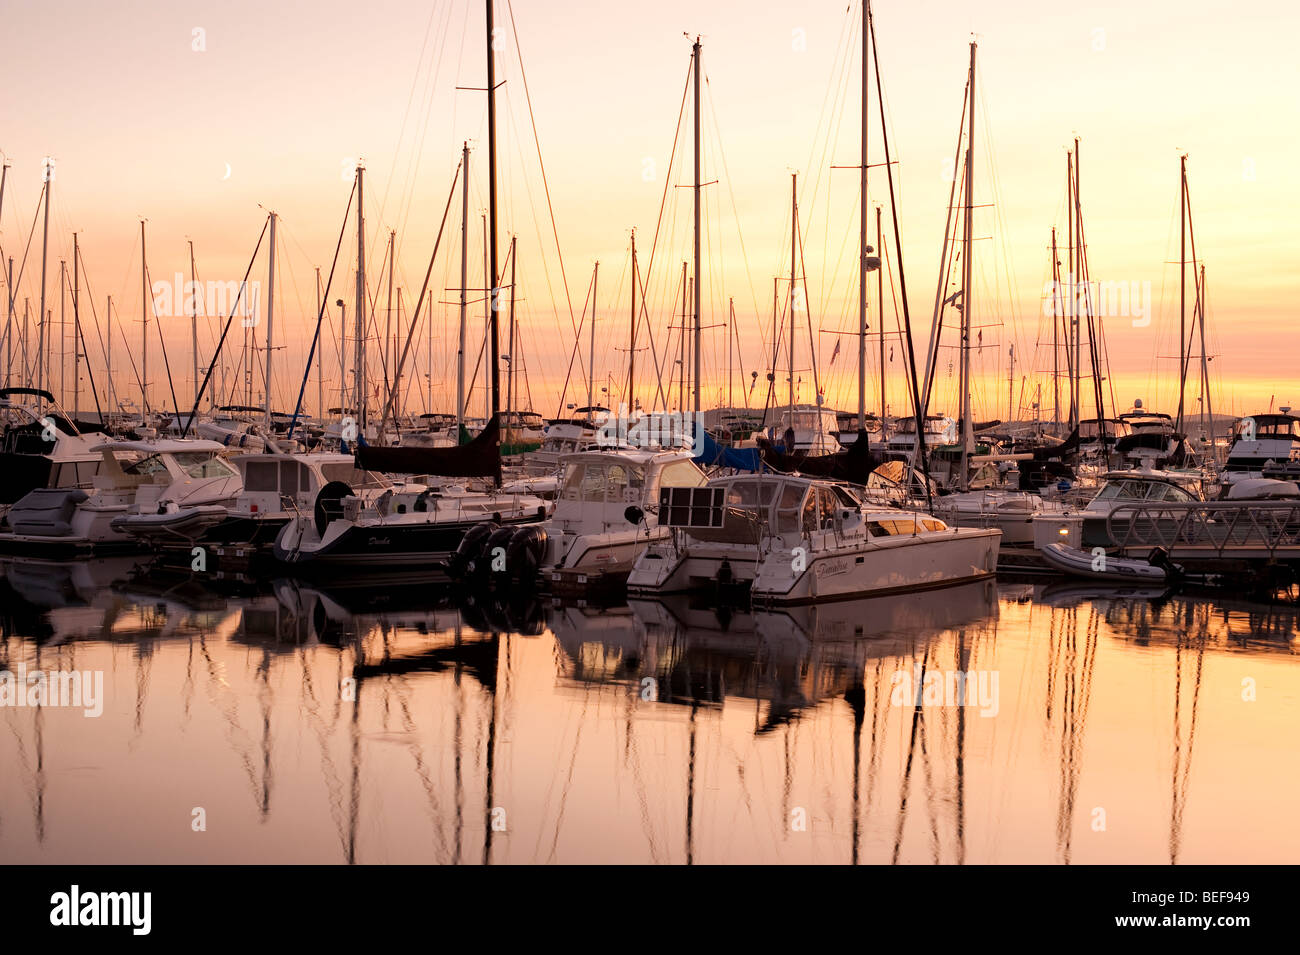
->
xmin=562 ymin=447 xmax=697 ymax=467
xmin=1101 ymin=468 xmax=1201 ymax=484
xmin=94 ymin=439 xmax=229 ymax=454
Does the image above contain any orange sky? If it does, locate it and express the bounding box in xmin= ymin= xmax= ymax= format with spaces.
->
xmin=1 ymin=0 xmax=1296 ymax=421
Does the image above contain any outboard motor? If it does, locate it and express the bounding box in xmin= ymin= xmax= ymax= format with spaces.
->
xmin=444 ymin=520 xmax=499 ymax=578
xmin=501 ymin=525 xmax=549 ymax=587
xmin=466 ymin=525 xmax=518 ymax=581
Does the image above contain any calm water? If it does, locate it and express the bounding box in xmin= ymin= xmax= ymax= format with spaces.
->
xmin=1 ymin=557 xmax=1297 ymax=864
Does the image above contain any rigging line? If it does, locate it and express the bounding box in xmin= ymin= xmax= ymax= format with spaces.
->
xmin=922 ymin=78 xmax=969 ymax=415
xmin=72 ymin=243 xmax=111 ymax=409
xmin=702 ymin=72 xmax=764 ymax=356
xmin=379 ymin=160 xmax=465 ymax=432
xmin=0 ymin=181 xmax=46 ymax=364
xmin=183 ymin=217 xmax=272 ymax=437
xmin=286 ymin=181 xmax=356 ymax=435
xmin=506 ymin=0 xmax=578 ymax=344
xmin=143 ymin=263 xmax=181 ymax=416
xmin=869 ymin=8 xmax=928 ymax=500
xmin=552 ymin=268 xmax=597 ymax=419
xmin=796 ymin=203 xmax=822 ymax=405
xmin=628 ymin=54 xmax=694 ymax=416
xmin=377 ymin=1 xmax=443 ymax=240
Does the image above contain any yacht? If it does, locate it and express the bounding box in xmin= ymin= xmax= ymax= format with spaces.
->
xmin=766 ymin=406 xmax=841 ymax=456
xmin=272 ymin=478 xmax=549 ymax=571
xmin=1031 ymin=468 xmax=1204 ymax=554
xmin=0 ymin=388 xmax=107 ymax=507
xmin=114 ymin=451 xmax=389 ymax=558
xmin=1221 ymin=411 xmax=1300 ymax=485
xmin=0 ymin=439 xmax=242 ymax=557
xmin=448 ymin=447 xmax=709 ymax=587
xmin=626 ymin=473 xmax=999 ymax=605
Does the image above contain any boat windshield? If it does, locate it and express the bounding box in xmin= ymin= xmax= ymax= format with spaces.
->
xmin=562 ymin=462 xmax=646 ymax=503
xmin=174 ymin=452 xmax=237 ymax=479
xmin=1093 ymin=479 xmax=1192 ymax=503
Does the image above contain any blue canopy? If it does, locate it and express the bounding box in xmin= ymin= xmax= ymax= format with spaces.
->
xmin=692 ymin=427 xmax=763 ymax=471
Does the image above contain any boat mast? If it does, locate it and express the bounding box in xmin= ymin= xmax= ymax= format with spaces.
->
xmin=858 ymin=0 xmax=870 ymax=431
xmin=140 ymin=219 xmax=149 ymax=414
xmin=37 ymin=162 xmax=51 ymax=397
xmin=5 ymin=256 xmax=12 ymax=384
xmin=692 ymin=37 xmax=702 ymax=424
xmin=1177 ymin=153 xmax=1187 ymax=433
xmin=789 ymin=172 xmax=797 ymax=420
xmin=1198 ymin=264 xmax=1213 ymax=452
xmin=458 ymin=141 xmax=469 ymax=434
xmin=106 ymin=295 xmax=113 ymax=414
xmin=264 ymin=211 xmax=277 ymax=425
xmin=679 ymin=262 xmax=687 ymax=410
xmin=59 ymin=259 xmax=65 ymax=406
xmin=727 ymin=296 xmax=734 ymax=411
xmin=959 ymin=40 xmax=976 ymax=492
xmin=353 ymin=165 xmax=366 ymax=432
xmin=482 ymin=214 xmax=489 ymax=421
xmin=1051 ymin=227 xmax=1060 ymax=429
xmin=189 ymin=240 xmax=200 ymax=408
xmin=72 ymin=233 xmax=79 ymax=415
xmin=1066 ymin=150 xmax=1077 ymax=430
xmin=316 ymin=268 xmax=323 ymax=419
xmin=628 ymin=229 xmax=637 ymax=411
xmin=385 ymin=229 xmax=395 ymax=414
xmin=877 ymin=203 xmax=885 ymax=439
xmin=485 ymin=0 xmax=501 ymax=437
xmin=507 ymin=236 xmax=517 ymax=420
xmin=587 ymin=262 xmax=598 ymax=413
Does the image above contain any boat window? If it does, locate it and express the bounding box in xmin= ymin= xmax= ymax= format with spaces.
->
xmin=773 ymin=483 xmax=806 ymax=534
xmin=175 ymin=452 xmax=237 ymax=479
xmin=604 ymin=464 xmax=644 ymax=502
xmin=244 ymin=460 xmax=279 ymax=492
xmin=1095 ymin=480 xmax=1147 ymax=502
xmin=659 ymin=459 xmax=706 ymax=489
xmin=725 ymin=481 xmax=776 ymax=509
xmin=280 ymin=460 xmax=308 ymax=494
xmin=831 ymin=484 xmax=861 ymax=507
xmin=817 ymin=488 xmax=838 ymax=529
xmin=1146 ymin=482 xmax=1192 ymax=503
xmin=801 ymin=492 xmax=819 ymax=533
xmin=321 ymin=464 xmax=386 ymax=488
xmin=121 ymin=454 xmax=169 ymax=478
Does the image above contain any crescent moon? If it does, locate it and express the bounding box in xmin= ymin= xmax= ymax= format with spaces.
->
xmin=222 ymin=163 xmax=231 ymax=181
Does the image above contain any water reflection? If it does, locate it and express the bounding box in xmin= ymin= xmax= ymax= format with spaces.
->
xmin=0 ymin=557 xmax=1296 ymax=864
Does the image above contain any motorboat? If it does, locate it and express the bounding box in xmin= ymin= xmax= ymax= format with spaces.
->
xmin=626 ymin=473 xmax=999 ymax=605
xmin=114 ymin=451 xmax=389 ymax=555
xmin=273 ymin=478 xmax=549 ymax=571
xmin=448 ymin=447 xmax=710 ymax=586
xmin=0 ymin=439 xmax=241 ymax=557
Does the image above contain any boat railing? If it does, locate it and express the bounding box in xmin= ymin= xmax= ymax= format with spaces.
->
xmin=1105 ymin=500 xmax=1300 ymax=558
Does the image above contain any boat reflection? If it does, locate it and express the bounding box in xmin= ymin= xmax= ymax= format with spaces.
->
xmin=0 ymin=557 xmax=1296 ymax=864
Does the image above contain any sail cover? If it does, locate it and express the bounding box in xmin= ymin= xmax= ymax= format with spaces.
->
xmin=355 ymin=416 xmax=501 ymax=479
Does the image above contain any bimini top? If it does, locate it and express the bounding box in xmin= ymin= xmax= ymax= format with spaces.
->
xmin=93 ymin=439 xmax=230 ymax=455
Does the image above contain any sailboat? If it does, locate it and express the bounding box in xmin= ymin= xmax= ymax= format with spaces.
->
xmin=925 ymin=41 xmax=1065 ymax=548
xmin=274 ymin=1 xmax=550 ymax=572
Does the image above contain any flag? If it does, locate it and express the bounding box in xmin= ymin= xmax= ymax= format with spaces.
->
xmin=830 ymin=338 xmax=841 ymax=364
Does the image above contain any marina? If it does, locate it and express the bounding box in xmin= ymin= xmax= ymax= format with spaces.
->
xmin=0 ymin=0 xmax=1295 ymax=905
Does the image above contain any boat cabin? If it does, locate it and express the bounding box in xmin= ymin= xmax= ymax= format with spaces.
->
xmin=556 ymin=450 xmax=706 ymax=532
